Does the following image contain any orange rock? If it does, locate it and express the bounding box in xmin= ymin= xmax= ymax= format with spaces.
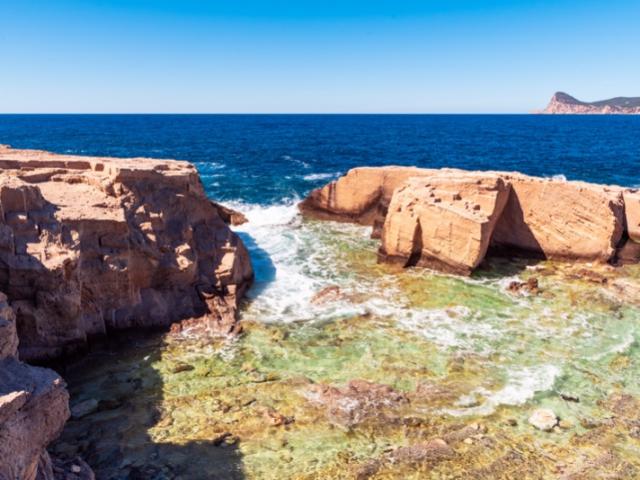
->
xmin=302 ymin=167 xmax=631 ymax=274
xmin=623 ymin=189 xmax=640 ymax=243
xmin=379 ymin=173 xmax=510 ymax=274
xmin=491 ymin=174 xmax=624 ymax=261
xmin=0 ymin=146 xmax=253 ymax=361
xmin=0 ymin=293 xmax=71 ymax=480
xmin=299 ymin=166 xmax=434 ymax=237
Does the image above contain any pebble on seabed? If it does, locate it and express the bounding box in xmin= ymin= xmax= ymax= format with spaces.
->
xmin=528 ymin=408 xmax=558 ymax=431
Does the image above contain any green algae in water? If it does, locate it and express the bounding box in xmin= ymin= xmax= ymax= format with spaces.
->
xmin=52 ymin=215 xmax=640 ymax=479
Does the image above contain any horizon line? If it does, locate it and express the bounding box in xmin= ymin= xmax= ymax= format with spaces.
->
xmin=1 ymin=112 xmax=540 ymax=115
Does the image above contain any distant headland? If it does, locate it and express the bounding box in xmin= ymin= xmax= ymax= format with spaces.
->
xmin=540 ymin=91 xmax=640 ymax=114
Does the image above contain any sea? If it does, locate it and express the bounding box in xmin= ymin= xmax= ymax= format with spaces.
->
xmin=2 ymin=114 xmax=640 ymax=478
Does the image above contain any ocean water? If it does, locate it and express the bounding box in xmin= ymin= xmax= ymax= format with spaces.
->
xmin=3 ymin=115 xmax=640 ymax=478
xmin=2 ymin=114 xmax=640 ymax=204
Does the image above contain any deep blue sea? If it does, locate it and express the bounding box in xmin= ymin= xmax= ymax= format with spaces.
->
xmin=1 ymin=114 xmax=639 ymax=205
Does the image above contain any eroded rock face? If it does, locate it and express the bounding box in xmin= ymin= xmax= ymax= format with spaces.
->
xmin=0 ymin=292 xmax=71 ymax=480
xmin=298 ymin=166 xmax=434 ymax=237
xmin=491 ymin=174 xmax=625 ymax=261
xmin=379 ymin=173 xmax=510 ymax=274
xmin=623 ymin=189 xmax=640 ymax=243
xmin=301 ymin=167 xmax=634 ymax=274
xmin=0 ymin=145 xmax=254 ymax=361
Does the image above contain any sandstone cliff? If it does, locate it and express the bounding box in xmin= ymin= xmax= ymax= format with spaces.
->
xmin=301 ymin=166 xmax=637 ymax=275
xmin=0 ymin=145 xmax=253 ymax=362
xmin=541 ymin=92 xmax=640 ymax=114
xmin=0 ymin=145 xmax=254 ymax=478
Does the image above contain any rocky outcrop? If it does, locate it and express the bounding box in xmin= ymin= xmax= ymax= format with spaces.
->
xmin=0 ymin=145 xmax=254 ymax=361
xmin=0 ymin=144 xmax=254 ymax=479
xmin=298 ymin=166 xmax=432 ymax=237
xmin=491 ymin=174 xmax=625 ymax=261
xmin=0 ymin=292 xmax=71 ymax=480
xmin=541 ymin=92 xmax=640 ymax=114
xmin=380 ymin=173 xmax=511 ymax=274
xmin=623 ymin=190 xmax=640 ymax=243
xmin=301 ymin=166 xmax=636 ymax=275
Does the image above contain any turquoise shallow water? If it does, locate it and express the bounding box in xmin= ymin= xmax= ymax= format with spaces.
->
xmin=52 ymin=211 xmax=640 ymax=479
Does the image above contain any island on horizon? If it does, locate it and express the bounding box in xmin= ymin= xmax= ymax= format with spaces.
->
xmin=540 ymin=91 xmax=640 ymax=114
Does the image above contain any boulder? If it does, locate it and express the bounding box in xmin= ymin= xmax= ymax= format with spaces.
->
xmin=0 ymin=146 xmax=254 ymax=361
xmin=379 ymin=173 xmax=510 ymax=274
xmin=528 ymin=408 xmax=558 ymax=431
xmin=0 ymin=291 xmax=72 ymax=480
xmin=0 ymin=359 xmax=70 ymax=480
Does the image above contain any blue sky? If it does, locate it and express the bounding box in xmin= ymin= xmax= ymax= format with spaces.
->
xmin=1 ymin=0 xmax=638 ymax=113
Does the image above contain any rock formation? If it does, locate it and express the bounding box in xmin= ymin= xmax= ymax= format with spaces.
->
xmin=299 ymin=166 xmax=432 ymax=238
xmin=301 ymin=166 xmax=637 ymax=275
xmin=379 ymin=173 xmax=510 ymax=274
xmin=0 ymin=145 xmax=253 ymax=362
xmin=541 ymin=92 xmax=640 ymax=114
xmin=1 ymin=292 xmax=71 ymax=480
xmin=490 ymin=173 xmax=624 ymax=261
xmin=0 ymin=145 xmax=254 ymax=478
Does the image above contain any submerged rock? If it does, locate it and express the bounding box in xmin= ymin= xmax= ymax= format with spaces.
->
xmin=507 ymin=277 xmax=540 ymax=295
xmin=390 ymin=438 xmax=454 ymax=463
xmin=528 ymin=408 xmax=558 ymax=431
xmin=305 ymin=379 xmax=407 ymax=427
xmin=310 ymin=285 xmax=342 ymax=305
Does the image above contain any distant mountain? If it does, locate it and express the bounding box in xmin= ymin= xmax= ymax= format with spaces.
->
xmin=541 ymin=92 xmax=640 ymax=114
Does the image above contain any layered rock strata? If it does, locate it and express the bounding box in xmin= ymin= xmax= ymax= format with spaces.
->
xmin=0 ymin=145 xmax=253 ymax=361
xmin=0 ymin=145 xmax=254 ymax=478
xmin=301 ymin=166 xmax=636 ymax=274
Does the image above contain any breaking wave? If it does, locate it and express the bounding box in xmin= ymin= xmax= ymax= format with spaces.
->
xmin=445 ymin=364 xmax=561 ymax=416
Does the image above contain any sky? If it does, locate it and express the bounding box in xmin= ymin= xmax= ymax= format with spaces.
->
xmin=0 ymin=0 xmax=638 ymax=113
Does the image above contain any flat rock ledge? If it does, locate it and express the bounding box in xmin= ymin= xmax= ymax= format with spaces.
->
xmin=300 ymin=166 xmax=637 ymax=275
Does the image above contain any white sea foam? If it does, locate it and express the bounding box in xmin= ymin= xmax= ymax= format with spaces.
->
xmin=228 ymin=200 xmax=368 ymax=323
xmin=394 ymin=305 xmax=503 ymax=353
xmin=302 ymin=172 xmax=341 ymax=181
xmin=194 ymin=161 xmax=225 ymax=172
xmin=546 ymin=174 xmax=567 ymax=182
xmin=588 ymin=332 xmax=636 ymax=360
xmin=229 ymin=199 xmax=508 ymax=351
xmin=445 ymin=364 xmax=561 ymax=416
